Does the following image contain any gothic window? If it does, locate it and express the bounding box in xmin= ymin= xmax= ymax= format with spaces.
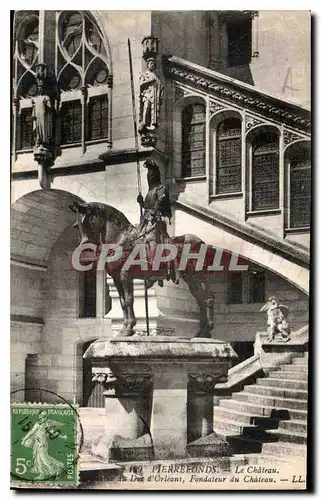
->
xmin=87 ymin=95 xmax=108 ymax=141
xmin=251 ymin=132 xmax=279 ymax=211
xmin=12 ymin=12 xmax=39 ymax=153
xmin=12 ymin=10 xmax=112 ymax=156
xmin=216 ymin=118 xmax=242 ymax=194
xmin=18 ymin=108 xmax=33 ymax=150
xmin=289 ymin=147 xmax=311 ymax=228
xmin=227 ymin=17 xmax=252 ymax=66
xmin=60 ymin=100 xmax=82 ymax=145
xmin=182 ymin=103 xmax=206 ymax=178
xmin=57 ymin=11 xmax=111 ymax=147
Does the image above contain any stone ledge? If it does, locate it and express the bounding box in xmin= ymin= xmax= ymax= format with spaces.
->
xmin=83 ymin=337 xmax=237 ymax=360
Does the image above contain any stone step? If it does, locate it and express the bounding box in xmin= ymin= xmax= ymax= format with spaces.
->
xmin=214 ymin=419 xmax=257 ymax=436
xmin=304 ymin=351 xmax=309 ymax=358
xmin=214 ymin=417 xmax=307 ymax=443
xmin=268 ymin=370 xmax=308 ymax=381
xmin=257 ymin=377 xmax=308 ymax=391
xmin=220 ymin=398 xmax=307 ymax=420
xmin=243 ymin=384 xmax=308 ymax=400
xmin=265 ymin=428 xmax=307 ymax=445
xmin=281 ymin=364 xmax=308 ymax=373
xmin=214 ymin=420 xmax=282 ymax=441
xmin=292 ymin=357 xmax=309 ymax=365
xmin=224 ymin=435 xmax=307 ymax=457
xmin=215 ymin=406 xmax=280 ymax=427
xmin=278 ymin=419 xmax=307 ymax=433
xmin=234 ymin=392 xmax=307 ymax=410
xmin=221 ymin=435 xmax=275 ymax=454
xmin=262 ymin=441 xmax=307 ymax=457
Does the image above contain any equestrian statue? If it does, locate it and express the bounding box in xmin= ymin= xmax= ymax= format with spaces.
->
xmin=70 ymin=160 xmax=215 ymax=338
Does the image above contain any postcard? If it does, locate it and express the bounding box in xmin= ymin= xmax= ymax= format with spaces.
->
xmin=11 ymin=9 xmax=310 ymax=490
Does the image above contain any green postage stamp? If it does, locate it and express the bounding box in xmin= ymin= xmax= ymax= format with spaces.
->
xmin=11 ymin=403 xmax=79 ymax=487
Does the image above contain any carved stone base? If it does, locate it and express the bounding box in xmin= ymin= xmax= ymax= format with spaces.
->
xmin=84 ymin=338 xmax=237 ymax=461
xmin=140 ymin=132 xmax=157 ymax=148
xmin=33 ymin=145 xmax=54 ymax=166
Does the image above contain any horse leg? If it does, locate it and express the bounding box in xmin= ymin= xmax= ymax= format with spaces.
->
xmin=120 ymin=270 xmax=136 ymax=336
xmin=112 ymin=275 xmax=129 ymax=336
xmin=183 ymin=274 xmax=212 ymax=338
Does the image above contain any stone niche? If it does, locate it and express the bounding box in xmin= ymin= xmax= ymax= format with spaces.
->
xmin=83 ymin=337 xmax=237 ymax=462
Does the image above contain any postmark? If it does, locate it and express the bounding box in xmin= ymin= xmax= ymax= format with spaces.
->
xmin=11 ymin=402 xmax=79 ymax=487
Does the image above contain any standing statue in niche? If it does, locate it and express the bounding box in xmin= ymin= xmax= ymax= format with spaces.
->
xmin=32 ymin=63 xmax=60 ymax=190
xmin=138 ymin=36 xmax=164 ymax=147
xmin=139 ymin=58 xmax=164 ymax=135
xmin=32 ymin=87 xmax=53 ymax=149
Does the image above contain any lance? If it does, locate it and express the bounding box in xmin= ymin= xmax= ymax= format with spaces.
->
xmin=128 ymin=38 xmax=150 ymax=337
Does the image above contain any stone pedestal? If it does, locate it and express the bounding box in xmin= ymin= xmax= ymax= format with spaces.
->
xmin=83 ymin=337 xmax=237 ymax=461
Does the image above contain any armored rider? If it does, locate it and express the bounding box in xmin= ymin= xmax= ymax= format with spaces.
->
xmin=137 ymin=160 xmax=179 ymax=284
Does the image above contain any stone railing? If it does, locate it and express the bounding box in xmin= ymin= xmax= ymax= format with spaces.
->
xmin=215 ymin=324 xmax=309 ymax=395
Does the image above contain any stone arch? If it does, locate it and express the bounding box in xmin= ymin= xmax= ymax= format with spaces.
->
xmin=284 ymin=138 xmax=311 ymax=154
xmin=11 ymin=188 xmax=86 ymax=266
xmin=174 ymin=207 xmax=309 ymax=295
xmin=11 ymin=188 xmax=89 ymax=402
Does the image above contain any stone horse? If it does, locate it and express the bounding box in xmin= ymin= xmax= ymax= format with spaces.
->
xmin=70 ymin=201 xmax=215 ymax=338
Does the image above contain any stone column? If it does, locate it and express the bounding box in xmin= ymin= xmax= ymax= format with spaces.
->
xmin=106 ymin=74 xmax=113 ymax=150
xmin=150 ymin=363 xmax=188 ymax=459
xmin=103 ymin=370 xmax=152 ymax=441
xmin=187 ymin=374 xmax=216 ymax=443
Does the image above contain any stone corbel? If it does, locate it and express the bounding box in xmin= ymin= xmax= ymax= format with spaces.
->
xmin=188 ymin=373 xmax=225 ymax=394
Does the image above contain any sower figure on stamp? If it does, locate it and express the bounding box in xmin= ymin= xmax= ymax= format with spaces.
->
xmin=137 ymin=159 xmax=179 ymax=285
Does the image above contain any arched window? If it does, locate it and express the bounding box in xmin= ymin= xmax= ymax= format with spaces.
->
xmin=288 ymin=145 xmax=311 ymax=228
xmin=13 ymin=11 xmax=39 ymax=151
xmin=12 ymin=10 xmax=112 ymax=155
xmin=181 ymin=103 xmax=206 ymax=178
xmin=57 ymin=11 xmax=111 ymax=148
xmin=216 ymin=118 xmax=242 ymax=194
xmin=251 ymin=131 xmax=279 ymax=211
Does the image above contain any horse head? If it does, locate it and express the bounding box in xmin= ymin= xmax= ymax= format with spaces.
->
xmin=69 ymin=201 xmax=106 ymax=244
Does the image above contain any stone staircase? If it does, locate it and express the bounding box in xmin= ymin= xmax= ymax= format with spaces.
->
xmin=214 ymin=351 xmax=308 ymax=464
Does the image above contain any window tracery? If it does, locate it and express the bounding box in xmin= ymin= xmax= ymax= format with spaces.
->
xmin=12 ymin=10 xmax=112 ymax=154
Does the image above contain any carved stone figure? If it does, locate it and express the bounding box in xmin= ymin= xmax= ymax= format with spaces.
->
xmin=32 ymin=63 xmax=60 ymax=189
xmin=139 ymin=58 xmax=164 ymax=145
xmin=260 ymin=296 xmax=291 ymax=343
xmin=32 ymin=91 xmax=53 ymax=148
